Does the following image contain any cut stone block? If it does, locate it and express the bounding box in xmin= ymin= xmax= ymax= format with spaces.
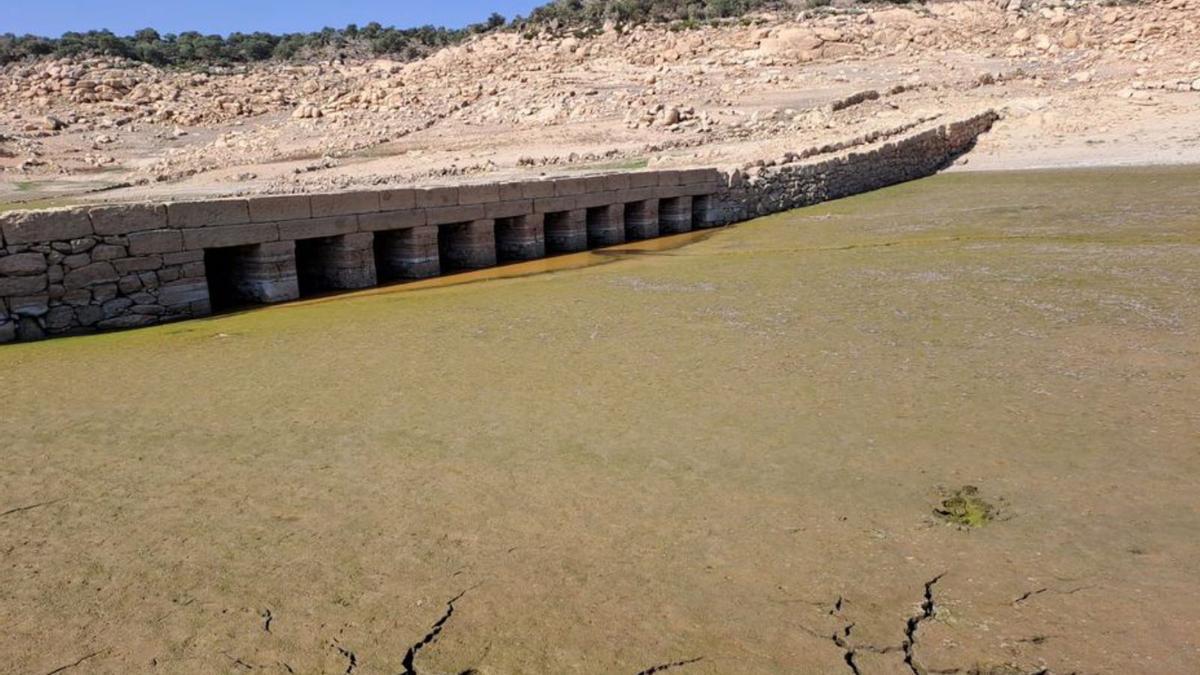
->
xmin=358 ymin=210 xmax=426 ymax=232
xmin=167 ymin=199 xmax=249 ymax=228
xmin=89 ymin=203 xmax=167 ymax=236
xmin=248 ymin=195 xmax=311 ymax=223
xmin=1 ymin=208 xmax=92 ymax=244
xmin=311 ymin=191 xmax=380 ymax=217
xmin=128 ymin=229 xmax=185 ymax=255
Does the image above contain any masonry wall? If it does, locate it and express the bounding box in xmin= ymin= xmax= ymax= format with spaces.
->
xmin=718 ymin=111 xmax=1000 ymax=222
xmin=0 ymin=111 xmax=996 ymax=344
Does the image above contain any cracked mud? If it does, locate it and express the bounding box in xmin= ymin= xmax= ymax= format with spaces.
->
xmin=2 ymin=167 xmax=1199 ymax=673
xmin=401 ymin=592 xmax=465 ymax=675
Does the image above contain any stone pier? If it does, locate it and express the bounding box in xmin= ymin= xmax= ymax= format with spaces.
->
xmin=438 ymin=220 xmax=497 ymax=270
xmin=206 ymin=241 xmax=299 ymax=309
xmin=624 ymin=200 xmax=659 ymax=240
xmin=373 ymin=226 xmax=440 ymax=280
xmin=495 ymin=214 xmax=545 ymax=262
xmin=544 ymin=210 xmax=588 ymax=253
xmin=659 ymin=196 xmax=693 ymax=235
xmin=586 ymin=204 xmax=625 ymax=247
xmin=296 ymin=233 xmax=377 ymax=294
xmin=691 ymin=194 xmax=719 ymax=229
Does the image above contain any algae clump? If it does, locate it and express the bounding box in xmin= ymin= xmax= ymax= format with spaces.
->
xmin=935 ymin=486 xmax=997 ymax=528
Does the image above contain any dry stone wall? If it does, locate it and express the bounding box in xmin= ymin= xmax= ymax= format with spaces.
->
xmin=0 ymin=111 xmax=996 ymax=344
xmin=719 ymin=111 xmax=1000 ymax=223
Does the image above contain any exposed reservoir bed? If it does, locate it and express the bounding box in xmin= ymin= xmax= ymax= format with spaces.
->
xmin=3 ymin=166 xmax=1198 ymax=674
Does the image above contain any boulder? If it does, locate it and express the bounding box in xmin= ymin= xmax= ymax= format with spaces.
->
xmin=758 ymin=28 xmax=823 ymax=56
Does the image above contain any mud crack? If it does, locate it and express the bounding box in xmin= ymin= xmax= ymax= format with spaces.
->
xmin=401 ymin=591 xmax=466 ymax=675
xmin=831 ymin=623 xmax=862 ymax=675
xmin=1012 ymin=588 xmax=1047 ymax=605
xmin=1 ymin=498 xmax=62 ymax=518
xmin=43 ymin=649 xmax=108 ymax=675
xmin=831 ymin=620 xmax=902 ymax=675
xmin=221 ymin=652 xmax=254 ymax=670
xmin=262 ymin=608 xmax=273 ymax=633
xmin=830 ymin=596 xmax=844 ymax=615
xmin=1012 ymin=585 xmax=1092 ymax=606
xmin=820 ymin=578 xmax=1054 ymax=675
xmin=635 ymin=656 xmax=704 ymax=674
xmin=903 ymin=573 xmax=946 ymax=675
xmin=335 ymin=644 xmax=357 ymax=674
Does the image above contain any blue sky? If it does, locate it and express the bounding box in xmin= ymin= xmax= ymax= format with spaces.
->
xmin=4 ymin=1 xmax=547 ymax=37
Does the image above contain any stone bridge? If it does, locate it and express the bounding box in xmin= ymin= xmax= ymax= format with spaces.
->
xmin=0 ymin=111 xmax=997 ymax=343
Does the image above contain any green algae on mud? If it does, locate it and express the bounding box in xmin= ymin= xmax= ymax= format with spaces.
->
xmin=2 ymin=166 xmax=1199 ymax=674
xmin=935 ymin=485 xmax=1000 ymax=528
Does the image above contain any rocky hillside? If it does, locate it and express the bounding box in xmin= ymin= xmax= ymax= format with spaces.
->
xmin=1 ymin=0 xmax=1198 ymax=201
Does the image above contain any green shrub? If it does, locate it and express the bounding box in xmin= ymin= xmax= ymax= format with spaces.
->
xmin=0 ymin=12 xmax=508 ymax=67
xmin=0 ymin=0 xmax=788 ymax=68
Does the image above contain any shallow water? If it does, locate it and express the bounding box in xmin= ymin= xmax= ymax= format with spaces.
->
xmin=3 ymin=166 xmax=1198 ymax=674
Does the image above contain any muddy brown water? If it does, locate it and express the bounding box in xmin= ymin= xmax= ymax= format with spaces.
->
xmin=3 ymin=167 xmax=1199 ymax=674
